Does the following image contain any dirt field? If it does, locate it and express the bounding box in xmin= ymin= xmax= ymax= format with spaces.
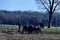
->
xmin=0 ymin=25 xmax=60 ymax=40
xmin=0 ymin=33 xmax=60 ymax=40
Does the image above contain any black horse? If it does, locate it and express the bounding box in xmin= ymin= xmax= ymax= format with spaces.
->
xmin=32 ymin=23 xmax=44 ymax=33
xmin=22 ymin=25 xmax=33 ymax=34
xmin=22 ymin=25 xmax=28 ymax=34
xmin=33 ymin=26 xmax=42 ymax=34
xmin=28 ymin=25 xmax=33 ymax=34
xmin=39 ymin=23 xmax=44 ymax=28
xmin=22 ymin=23 xmax=44 ymax=34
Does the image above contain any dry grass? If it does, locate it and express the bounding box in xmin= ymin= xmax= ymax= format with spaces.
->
xmin=0 ymin=33 xmax=60 ymax=40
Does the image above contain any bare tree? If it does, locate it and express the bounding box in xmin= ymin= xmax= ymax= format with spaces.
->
xmin=35 ymin=0 xmax=60 ymax=28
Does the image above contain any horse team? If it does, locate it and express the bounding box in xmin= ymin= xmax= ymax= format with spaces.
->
xmin=18 ymin=23 xmax=44 ymax=34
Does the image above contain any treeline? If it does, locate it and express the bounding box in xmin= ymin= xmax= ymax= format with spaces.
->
xmin=0 ymin=10 xmax=60 ymax=27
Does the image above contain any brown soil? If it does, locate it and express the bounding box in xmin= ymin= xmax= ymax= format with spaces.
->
xmin=0 ymin=33 xmax=60 ymax=40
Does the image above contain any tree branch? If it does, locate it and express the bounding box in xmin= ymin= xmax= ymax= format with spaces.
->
xmin=53 ymin=1 xmax=60 ymax=13
xmin=51 ymin=0 xmax=54 ymax=11
xmin=48 ymin=0 xmax=51 ymax=7
xmin=40 ymin=0 xmax=49 ymax=13
xmin=54 ymin=0 xmax=58 ymax=3
xmin=43 ymin=0 xmax=49 ymax=6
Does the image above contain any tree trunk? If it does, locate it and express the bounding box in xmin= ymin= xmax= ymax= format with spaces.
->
xmin=48 ymin=14 xmax=52 ymax=28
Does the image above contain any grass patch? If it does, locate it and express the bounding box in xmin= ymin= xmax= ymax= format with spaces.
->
xmin=42 ymin=27 xmax=60 ymax=32
xmin=0 ymin=25 xmax=60 ymax=33
xmin=0 ymin=25 xmax=18 ymax=29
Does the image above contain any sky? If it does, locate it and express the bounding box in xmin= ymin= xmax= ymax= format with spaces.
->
xmin=0 ymin=0 xmax=40 ymax=11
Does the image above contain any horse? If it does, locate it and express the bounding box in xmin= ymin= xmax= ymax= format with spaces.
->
xmin=22 ymin=25 xmax=28 ymax=34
